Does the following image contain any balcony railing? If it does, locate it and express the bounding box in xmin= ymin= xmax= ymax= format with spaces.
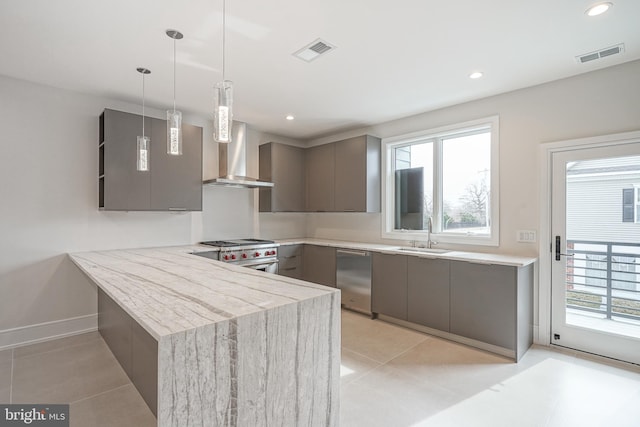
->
xmin=566 ymin=240 xmax=640 ymax=323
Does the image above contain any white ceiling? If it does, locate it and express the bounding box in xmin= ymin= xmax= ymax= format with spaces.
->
xmin=1 ymin=0 xmax=639 ymax=140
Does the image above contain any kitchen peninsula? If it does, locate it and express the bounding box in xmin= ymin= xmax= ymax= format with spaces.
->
xmin=69 ymin=246 xmax=340 ymax=427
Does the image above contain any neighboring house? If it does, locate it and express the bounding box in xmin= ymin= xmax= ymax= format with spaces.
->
xmin=566 ymin=156 xmax=640 ymax=294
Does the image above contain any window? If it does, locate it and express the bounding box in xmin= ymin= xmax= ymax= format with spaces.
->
xmin=623 ymin=187 xmax=640 ymax=223
xmin=382 ymin=117 xmax=499 ymax=246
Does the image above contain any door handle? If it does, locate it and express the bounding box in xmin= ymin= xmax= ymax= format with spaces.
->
xmin=555 ymin=236 xmax=575 ymax=261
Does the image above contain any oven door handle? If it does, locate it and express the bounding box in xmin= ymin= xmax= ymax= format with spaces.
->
xmin=241 ymin=260 xmax=279 ymax=269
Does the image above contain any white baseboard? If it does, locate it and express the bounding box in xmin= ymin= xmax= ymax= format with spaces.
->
xmin=0 ymin=314 xmax=98 ymax=351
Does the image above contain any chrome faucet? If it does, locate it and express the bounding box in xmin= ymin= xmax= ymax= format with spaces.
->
xmin=427 ymin=216 xmax=437 ymax=249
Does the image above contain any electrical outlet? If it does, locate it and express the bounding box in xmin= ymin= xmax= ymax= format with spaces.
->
xmin=517 ymin=230 xmax=537 ymax=243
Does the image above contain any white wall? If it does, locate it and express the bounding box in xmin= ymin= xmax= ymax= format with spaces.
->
xmin=0 ymin=75 xmax=305 ymax=348
xmin=304 ymin=59 xmax=640 ymax=257
xmin=0 ymin=76 xmax=195 ymax=345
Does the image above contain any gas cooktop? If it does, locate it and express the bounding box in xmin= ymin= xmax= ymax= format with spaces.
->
xmin=200 ymin=239 xmax=276 ymax=248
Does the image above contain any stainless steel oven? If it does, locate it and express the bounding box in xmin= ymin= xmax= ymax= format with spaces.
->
xmin=242 ymin=260 xmax=278 ymax=274
xmin=195 ymin=239 xmax=279 ymax=274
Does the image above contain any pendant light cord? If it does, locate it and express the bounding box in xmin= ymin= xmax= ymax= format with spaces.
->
xmin=222 ymin=0 xmax=226 ymax=81
xmin=173 ymin=38 xmax=177 ymax=113
xmin=142 ymin=73 xmax=145 ymax=137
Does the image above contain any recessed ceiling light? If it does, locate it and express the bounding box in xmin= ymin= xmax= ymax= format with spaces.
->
xmin=469 ymin=72 xmax=483 ymax=79
xmin=586 ymin=2 xmax=612 ymax=16
xmin=286 ymin=115 xmax=295 ymax=121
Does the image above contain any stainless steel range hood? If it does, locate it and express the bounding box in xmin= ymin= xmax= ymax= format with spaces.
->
xmin=203 ymin=121 xmax=274 ymax=188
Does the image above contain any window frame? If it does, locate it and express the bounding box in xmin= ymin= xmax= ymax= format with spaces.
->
xmin=636 ymin=186 xmax=640 ymax=223
xmin=381 ymin=116 xmax=500 ymax=246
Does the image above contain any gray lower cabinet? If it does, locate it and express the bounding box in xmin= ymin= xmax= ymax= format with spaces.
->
xmin=98 ymin=289 xmax=158 ymax=415
xmin=278 ymin=244 xmax=303 ymax=279
xmin=371 ymin=253 xmax=408 ymax=320
xmin=98 ymin=287 xmax=133 ymax=377
xmin=305 ymin=143 xmax=335 ymax=212
xmin=100 ymin=108 xmax=203 ymax=211
xmin=131 ymin=320 xmax=158 ymax=415
xmin=302 ymin=245 xmax=336 ymax=287
xmin=259 ymin=142 xmax=305 ymax=212
xmin=407 ymin=257 xmax=450 ymax=332
xmin=449 ymin=261 xmax=533 ymax=360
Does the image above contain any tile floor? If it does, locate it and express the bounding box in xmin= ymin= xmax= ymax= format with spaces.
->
xmin=1 ymin=310 xmax=640 ymax=426
xmin=0 ymin=332 xmax=156 ymax=427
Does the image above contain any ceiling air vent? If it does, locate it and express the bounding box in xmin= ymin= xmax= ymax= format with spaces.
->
xmin=576 ymin=43 xmax=625 ymax=64
xmin=293 ymin=38 xmax=336 ymax=62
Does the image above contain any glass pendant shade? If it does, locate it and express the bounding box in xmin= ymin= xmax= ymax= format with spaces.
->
xmin=167 ymin=110 xmax=182 ymax=155
xmin=136 ymin=67 xmax=151 ymax=172
xmin=137 ymin=135 xmax=150 ymax=171
xmin=166 ymin=29 xmax=183 ymax=156
xmin=214 ymin=80 xmax=233 ymax=143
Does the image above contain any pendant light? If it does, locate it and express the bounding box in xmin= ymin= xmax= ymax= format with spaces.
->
xmin=136 ymin=67 xmax=151 ymax=172
xmin=166 ymin=29 xmax=183 ymax=155
xmin=214 ymin=0 xmax=233 ymax=143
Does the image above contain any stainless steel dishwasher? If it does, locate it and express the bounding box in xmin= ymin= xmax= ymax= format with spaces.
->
xmin=336 ymin=249 xmax=372 ymax=315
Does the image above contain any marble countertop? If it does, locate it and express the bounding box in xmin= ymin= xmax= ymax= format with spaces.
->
xmin=276 ymin=238 xmax=536 ymax=267
xmin=69 ymin=245 xmax=339 ymax=340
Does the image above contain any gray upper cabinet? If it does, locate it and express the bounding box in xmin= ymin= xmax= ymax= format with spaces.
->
xmin=101 ymin=109 xmax=151 ymax=210
xmin=259 ymin=143 xmax=305 ymax=212
xmin=302 ymin=245 xmax=336 ymax=287
xmin=259 ymin=134 xmax=381 ymax=213
xmin=99 ymin=109 xmax=202 ymax=211
xmin=407 ymin=257 xmax=450 ymax=332
xmin=334 ymin=135 xmax=381 ymax=212
xmin=305 ymin=143 xmax=335 ymax=212
xmin=149 ymin=119 xmax=202 ymax=211
xmin=371 ymin=253 xmax=408 ymax=320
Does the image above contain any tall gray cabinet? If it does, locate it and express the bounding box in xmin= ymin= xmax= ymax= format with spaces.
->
xmin=99 ymin=109 xmax=202 ymax=211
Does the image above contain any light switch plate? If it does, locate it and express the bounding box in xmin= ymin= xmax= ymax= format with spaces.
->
xmin=517 ymin=230 xmax=537 ymax=243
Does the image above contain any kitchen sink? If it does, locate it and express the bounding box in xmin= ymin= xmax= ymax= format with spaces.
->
xmin=397 ymin=247 xmax=451 ymax=254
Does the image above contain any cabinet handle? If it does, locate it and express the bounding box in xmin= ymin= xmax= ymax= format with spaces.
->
xmin=337 ymin=249 xmax=369 ymax=257
xmin=169 ymin=207 xmax=187 ymax=211
xmin=282 ymin=267 xmax=297 ymax=271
